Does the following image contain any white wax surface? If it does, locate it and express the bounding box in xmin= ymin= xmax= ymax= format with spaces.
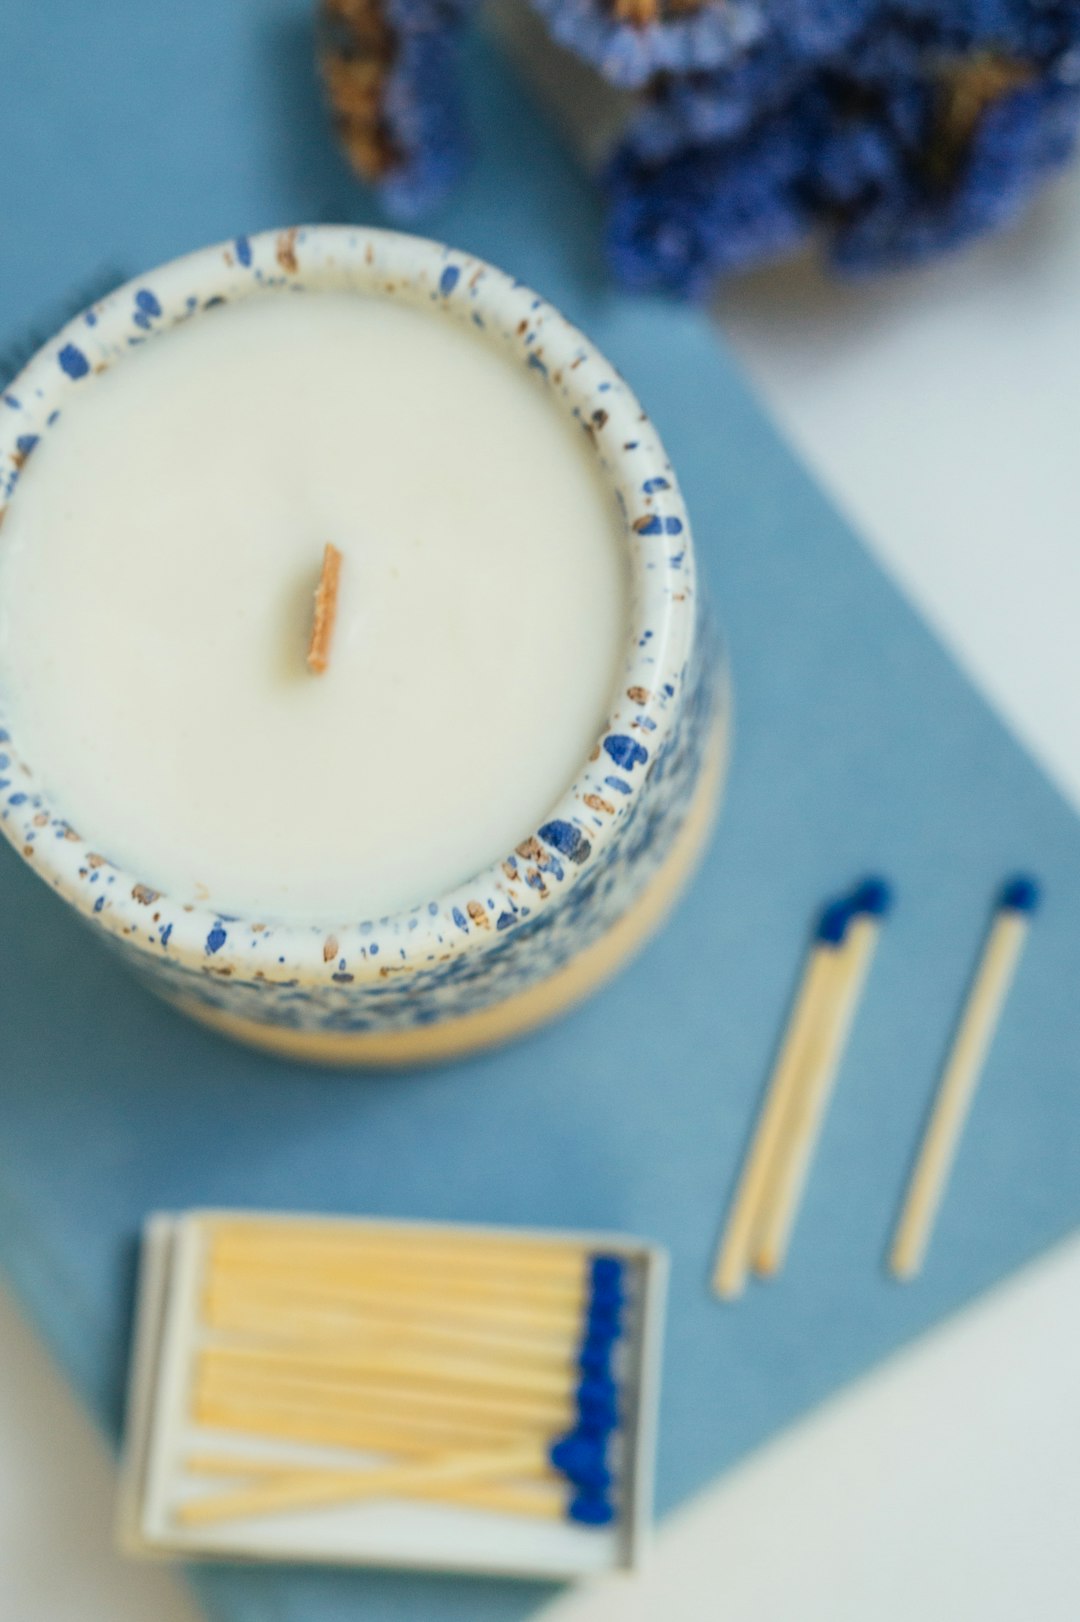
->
xmin=0 ymin=293 xmax=629 ymax=923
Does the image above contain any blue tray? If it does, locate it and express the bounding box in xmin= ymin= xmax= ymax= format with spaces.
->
xmin=2 ymin=7 xmax=1078 ymax=1621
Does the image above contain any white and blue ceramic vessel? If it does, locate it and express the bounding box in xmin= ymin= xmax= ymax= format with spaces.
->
xmin=0 ymin=227 xmax=729 ymax=1065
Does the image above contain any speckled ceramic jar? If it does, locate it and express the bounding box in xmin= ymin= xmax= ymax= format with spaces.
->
xmin=0 ymin=226 xmax=728 ymax=1066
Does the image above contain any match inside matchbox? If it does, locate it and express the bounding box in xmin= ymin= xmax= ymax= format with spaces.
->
xmin=117 ymin=1210 xmax=667 ymax=1579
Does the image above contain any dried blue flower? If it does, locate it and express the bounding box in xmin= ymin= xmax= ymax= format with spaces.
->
xmin=830 ymin=66 xmax=1080 ymax=267
xmin=606 ymin=1 xmax=1080 ymax=291
xmin=320 ymin=0 xmax=474 ymax=218
xmin=624 ymin=40 xmax=810 ymax=164
xmin=379 ymin=20 xmax=472 ymax=216
xmin=606 ymin=118 xmax=812 ymax=295
xmin=319 ymin=0 xmax=1080 ymax=290
xmin=523 ymin=0 xmax=881 ymax=92
xmin=525 ymin=0 xmax=767 ymax=91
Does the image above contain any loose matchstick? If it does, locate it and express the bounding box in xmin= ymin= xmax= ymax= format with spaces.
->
xmin=711 ymin=897 xmax=853 ymax=1300
xmin=889 ymin=876 xmax=1039 ymax=1282
xmin=753 ymin=878 xmax=893 ymax=1277
xmin=306 ymin=542 xmax=342 ymax=674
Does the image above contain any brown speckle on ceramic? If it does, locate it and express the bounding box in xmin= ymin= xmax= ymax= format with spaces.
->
xmin=276 ymin=228 xmax=300 ymax=274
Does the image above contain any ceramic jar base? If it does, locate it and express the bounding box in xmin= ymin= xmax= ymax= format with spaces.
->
xmin=169 ymin=713 xmax=729 ymax=1068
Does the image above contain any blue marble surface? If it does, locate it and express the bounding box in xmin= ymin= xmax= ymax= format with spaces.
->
xmin=1 ymin=6 xmax=1078 ymax=1621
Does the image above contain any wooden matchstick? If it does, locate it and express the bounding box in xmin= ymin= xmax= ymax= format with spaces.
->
xmin=200 ymin=1342 xmax=574 ymax=1399
xmin=210 ymin=1241 xmax=588 ymax=1282
xmin=306 ymin=542 xmax=342 ymax=674
xmin=753 ymin=879 xmax=892 ymax=1276
xmin=196 ymin=1374 xmax=571 ymax=1433
xmin=201 ymin=1303 xmax=584 ymax=1356
xmin=195 ymin=1363 xmax=574 ymax=1428
xmin=183 ymin=1455 xmax=568 ymax=1519
xmin=209 ymin=1257 xmax=587 ymax=1299
xmin=205 ymin=1215 xmax=587 ymax=1253
xmin=193 ymin=1395 xmax=537 ymax=1455
xmin=712 ymin=899 xmax=852 ymax=1299
xmin=202 ymin=1280 xmax=586 ymax=1337
xmin=211 ymin=1247 xmax=583 ymax=1288
xmin=889 ymin=877 xmax=1039 ymax=1281
xmin=176 ymin=1441 xmax=549 ymax=1526
xmin=206 ymin=1223 xmax=589 ymax=1279
xmin=204 ymin=1310 xmax=578 ymax=1363
xmin=207 ymin=1259 xmax=588 ymax=1311
xmin=194 ymin=1392 xmax=560 ymax=1449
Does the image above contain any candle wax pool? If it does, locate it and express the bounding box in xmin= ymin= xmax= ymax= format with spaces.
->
xmin=0 ymin=293 xmax=630 ymax=924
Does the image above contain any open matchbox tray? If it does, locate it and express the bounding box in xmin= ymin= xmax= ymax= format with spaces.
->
xmin=117 ymin=1211 xmax=667 ymax=1579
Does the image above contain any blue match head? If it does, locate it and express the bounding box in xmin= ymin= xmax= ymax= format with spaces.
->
xmin=586 ymin=1299 xmax=622 ymax=1337
xmin=577 ymin=1377 xmax=619 ymax=1429
xmin=550 ymin=1432 xmax=611 ymax=1490
xmin=1000 ymin=874 xmax=1041 ymax=914
xmin=577 ymin=1374 xmax=617 ymax=1405
xmin=569 ymin=1489 xmax=616 ymax=1527
xmin=590 ymin=1255 xmax=624 ymax=1289
xmin=588 ymin=1282 xmax=624 ymax=1315
xmin=578 ymin=1333 xmax=614 ymax=1375
xmin=851 ymin=875 xmax=893 ymax=918
xmin=815 ymin=898 xmax=852 ymax=945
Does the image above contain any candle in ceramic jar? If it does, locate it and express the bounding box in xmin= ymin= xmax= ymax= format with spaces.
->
xmin=0 ymin=292 xmax=629 ymax=924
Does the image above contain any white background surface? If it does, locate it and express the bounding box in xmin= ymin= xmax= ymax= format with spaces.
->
xmin=3 ymin=166 xmax=1080 ymax=1620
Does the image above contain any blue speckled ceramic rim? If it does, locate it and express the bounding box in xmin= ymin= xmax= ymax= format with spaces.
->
xmin=0 ymin=226 xmax=697 ymax=985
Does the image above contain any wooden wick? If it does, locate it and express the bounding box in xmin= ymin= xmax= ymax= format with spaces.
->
xmin=307 ymin=542 xmax=342 ymax=674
